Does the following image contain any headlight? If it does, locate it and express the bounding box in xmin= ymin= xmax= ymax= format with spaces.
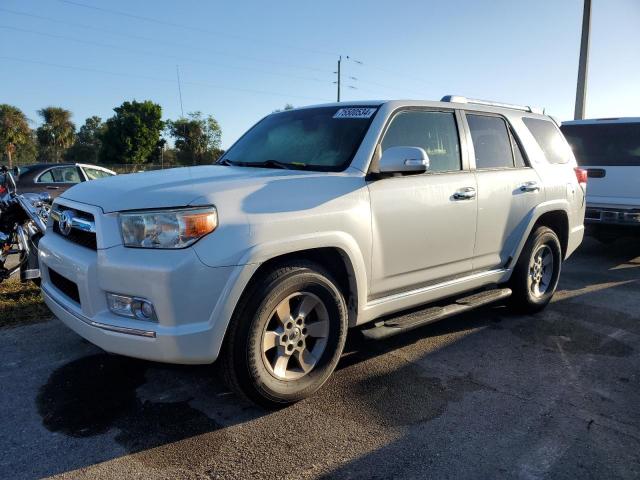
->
xmin=120 ymin=206 xmax=218 ymax=249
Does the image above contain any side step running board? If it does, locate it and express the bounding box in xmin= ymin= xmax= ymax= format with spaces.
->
xmin=361 ymin=288 xmax=512 ymax=340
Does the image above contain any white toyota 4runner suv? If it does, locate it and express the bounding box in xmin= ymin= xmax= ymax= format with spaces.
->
xmin=39 ymin=96 xmax=586 ymax=407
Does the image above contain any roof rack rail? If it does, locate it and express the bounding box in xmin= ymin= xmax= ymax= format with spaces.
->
xmin=441 ymin=95 xmax=544 ymax=115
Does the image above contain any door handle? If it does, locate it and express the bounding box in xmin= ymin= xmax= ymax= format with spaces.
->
xmin=46 ymin=186 xmax=60 ymax=190
xmin=453 ymin=187 xmax=476 ymax=200
xmin=519 ymin=181 xmax=540 ymax=193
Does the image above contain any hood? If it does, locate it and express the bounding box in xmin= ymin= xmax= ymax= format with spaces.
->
xmin=60 ymin=165 xmax=317 ymax=213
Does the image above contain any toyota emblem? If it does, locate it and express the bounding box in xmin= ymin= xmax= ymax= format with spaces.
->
xmin=59 ymin=211 xmax=74 ymax=236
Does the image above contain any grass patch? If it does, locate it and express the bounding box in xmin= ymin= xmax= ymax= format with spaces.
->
xmin=0 ymin=279 xmax=51 ymax=328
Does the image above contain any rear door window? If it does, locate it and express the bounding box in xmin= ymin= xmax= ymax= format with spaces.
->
xmin=466 ymin=114 xmax=515 ymax=169
xmin=560 ymin=123 xmax=640 ymax=167
xmin=523 ymin=117 xmax=572 ymax=164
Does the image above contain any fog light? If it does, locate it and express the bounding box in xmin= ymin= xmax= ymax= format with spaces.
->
xmin=107 ymin=293 xmax=157 ymax=322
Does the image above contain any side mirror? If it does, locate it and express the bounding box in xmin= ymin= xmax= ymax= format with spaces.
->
xmin=378 ymin=146 xmax=430 ymax=174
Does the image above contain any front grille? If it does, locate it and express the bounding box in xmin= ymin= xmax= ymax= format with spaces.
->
xmin=52 ymin=208 xmax=97 ymax=250
xmin=49 ymin=268 xmax=81 ymax=304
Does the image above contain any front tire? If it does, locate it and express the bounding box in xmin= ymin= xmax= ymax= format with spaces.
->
xmin=508 ymin=226 xmax=562 ymax=314
xmin=222 ymin=261 xmax=348 ymax=408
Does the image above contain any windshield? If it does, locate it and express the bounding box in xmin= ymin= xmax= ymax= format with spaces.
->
xmin=220 ymin=106 xmax=378 ymax=171
xmin=560 ymin=123 xmax=640 ymax=167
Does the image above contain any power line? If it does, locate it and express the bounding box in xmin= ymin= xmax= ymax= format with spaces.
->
xmin=0 ymin=56 xmax=329 ymax=103
xmin=0 ymin=25 xmax=331 ymax=85
xmin=2 ymin=6 xmax=441 ymax=99
xmin=0 ymin=7 xmax=330 ymax=75
xmin=57 ymin=0 xmax=338 ymax=57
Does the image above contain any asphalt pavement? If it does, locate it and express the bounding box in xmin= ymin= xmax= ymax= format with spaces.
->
xmin=1 ymin=236 xmax=639 ymax=479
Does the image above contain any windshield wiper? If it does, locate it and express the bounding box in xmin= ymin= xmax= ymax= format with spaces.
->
xmin=218 ymin=159 xmax=306 ymax=170
xmin=256 ymin=159 xmax=294 ymax=170
xmin=217 ymin=158 xmax=236 ymax=166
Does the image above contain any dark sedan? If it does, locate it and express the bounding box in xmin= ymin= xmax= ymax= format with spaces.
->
xmin=13 ymin=163 xmax=116 ymax=198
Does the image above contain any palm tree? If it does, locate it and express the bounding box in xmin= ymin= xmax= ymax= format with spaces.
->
xmin=36 ymin=107 xmax=75 ymax=163
xmin=0 ymin=104 xmax=31 ymax=169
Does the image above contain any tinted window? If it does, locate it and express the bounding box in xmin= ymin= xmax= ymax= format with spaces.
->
xmin=381 ymin=111 xmax=461 ymax=172
xmin=84 ymin=167 xmax=113 ymax=180
xmin=523 ymin=117 xmax=571 ymax=164
xmin=467 ymin=114 xmax=514 ymax=169
xmin=560 ymin=123 xmax=640 ymax=167
xmin=221 ymin=106 xmax=377 ymax=171
xmin=16 ymin=165 xmax=37 ymax=176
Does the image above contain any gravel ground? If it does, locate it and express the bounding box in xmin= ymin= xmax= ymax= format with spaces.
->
xmin=1 ymin=236 xmax=638 ymax=480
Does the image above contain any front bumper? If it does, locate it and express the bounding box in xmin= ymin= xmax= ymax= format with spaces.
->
xmin=39 ymin=230 xmax=238 ymax=364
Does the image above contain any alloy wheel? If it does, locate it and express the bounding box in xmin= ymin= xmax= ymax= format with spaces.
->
xmin=528 ymin=244 xmax=554 ymax=297
xmin=261 ymin=292 xmax=330 ymax=381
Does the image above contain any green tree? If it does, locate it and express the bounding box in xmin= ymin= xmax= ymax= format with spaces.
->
xmin=166 ymin=111 xmax=222 ymax=165
xmin=14 ymin=131 xmax=38 ymax=165
xmin=65 ymin=116 xmax=105 ymax=164
xmin=100 ymin=100 xmax=164 ymax=164
xmin=0 ymin=104 xmax=32 ymax=168
xmin=36 ymin=107 xmax=76 ymax=163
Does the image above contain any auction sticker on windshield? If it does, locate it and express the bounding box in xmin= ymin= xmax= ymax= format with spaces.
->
xmin=333 ymin=107 xmax=377 ymax=119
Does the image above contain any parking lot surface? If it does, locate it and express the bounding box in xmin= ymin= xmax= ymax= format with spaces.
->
xmin=1 ymin=237 xmax=639 ymax=479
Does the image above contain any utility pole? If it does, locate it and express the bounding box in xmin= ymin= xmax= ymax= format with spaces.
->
xmin=176 ymin=65 xmax=185 ymax=117
xmin=333 ymin=55 xmax=361 ymax=102
xmin=574 ymin=0 xmax=591 ymax=120
xmin=336 ymin=55 xmax=341 ymax=102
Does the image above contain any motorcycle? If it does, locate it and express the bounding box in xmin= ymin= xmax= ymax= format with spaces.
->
xmin=0 ymin=165 xmax=51 ymax=284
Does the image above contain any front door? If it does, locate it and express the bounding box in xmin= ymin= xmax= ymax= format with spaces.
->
xmin=368 ymin=109 xmax=477 ymax=299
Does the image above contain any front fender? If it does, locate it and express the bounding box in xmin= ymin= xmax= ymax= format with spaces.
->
xmin=205 ymin=231 xmax=369 ymax=360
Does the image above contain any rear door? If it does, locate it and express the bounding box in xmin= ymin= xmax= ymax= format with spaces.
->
xmin=463 ymin=112 xmax=543 ymax=271
xmin=561 ymin=122 xmax=640 ymax=207
xmin=34 ymin=166 xmax=84 ymax=198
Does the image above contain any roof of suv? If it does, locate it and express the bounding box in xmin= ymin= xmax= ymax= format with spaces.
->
xmin=296 ymin=96 xmax=552 ymax=121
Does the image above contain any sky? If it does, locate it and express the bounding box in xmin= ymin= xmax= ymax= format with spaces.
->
xmin=1 ymin=0 xmax=639 ymax=148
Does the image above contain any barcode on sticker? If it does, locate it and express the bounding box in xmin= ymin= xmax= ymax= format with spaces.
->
xmin=333 ymin=108 xmax=377 ymax=119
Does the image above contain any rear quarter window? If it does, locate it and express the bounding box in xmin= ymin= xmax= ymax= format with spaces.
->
xmin=523 ymin=117 xmax=572 ymax=164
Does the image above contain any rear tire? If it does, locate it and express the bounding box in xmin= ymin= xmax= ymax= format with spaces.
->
xmin=221 ymin=260 xmax=348 ymax=408
xmin=508 ymin=226 xmax=562 ymax=314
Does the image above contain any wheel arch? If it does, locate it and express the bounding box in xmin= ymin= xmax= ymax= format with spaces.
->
xmin=533 ymin=210 xmax=569 ymax=258
xmin=242 ymin=246 xmax=360 ymax=328
xmin=508 ymin=202 xmax=571 ymax=272
xmin=207 ymin=235 xmax=368 ymax=362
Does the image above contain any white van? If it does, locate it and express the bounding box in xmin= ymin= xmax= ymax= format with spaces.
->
xmin=561 ymin=118 xmax=640 ymax=242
